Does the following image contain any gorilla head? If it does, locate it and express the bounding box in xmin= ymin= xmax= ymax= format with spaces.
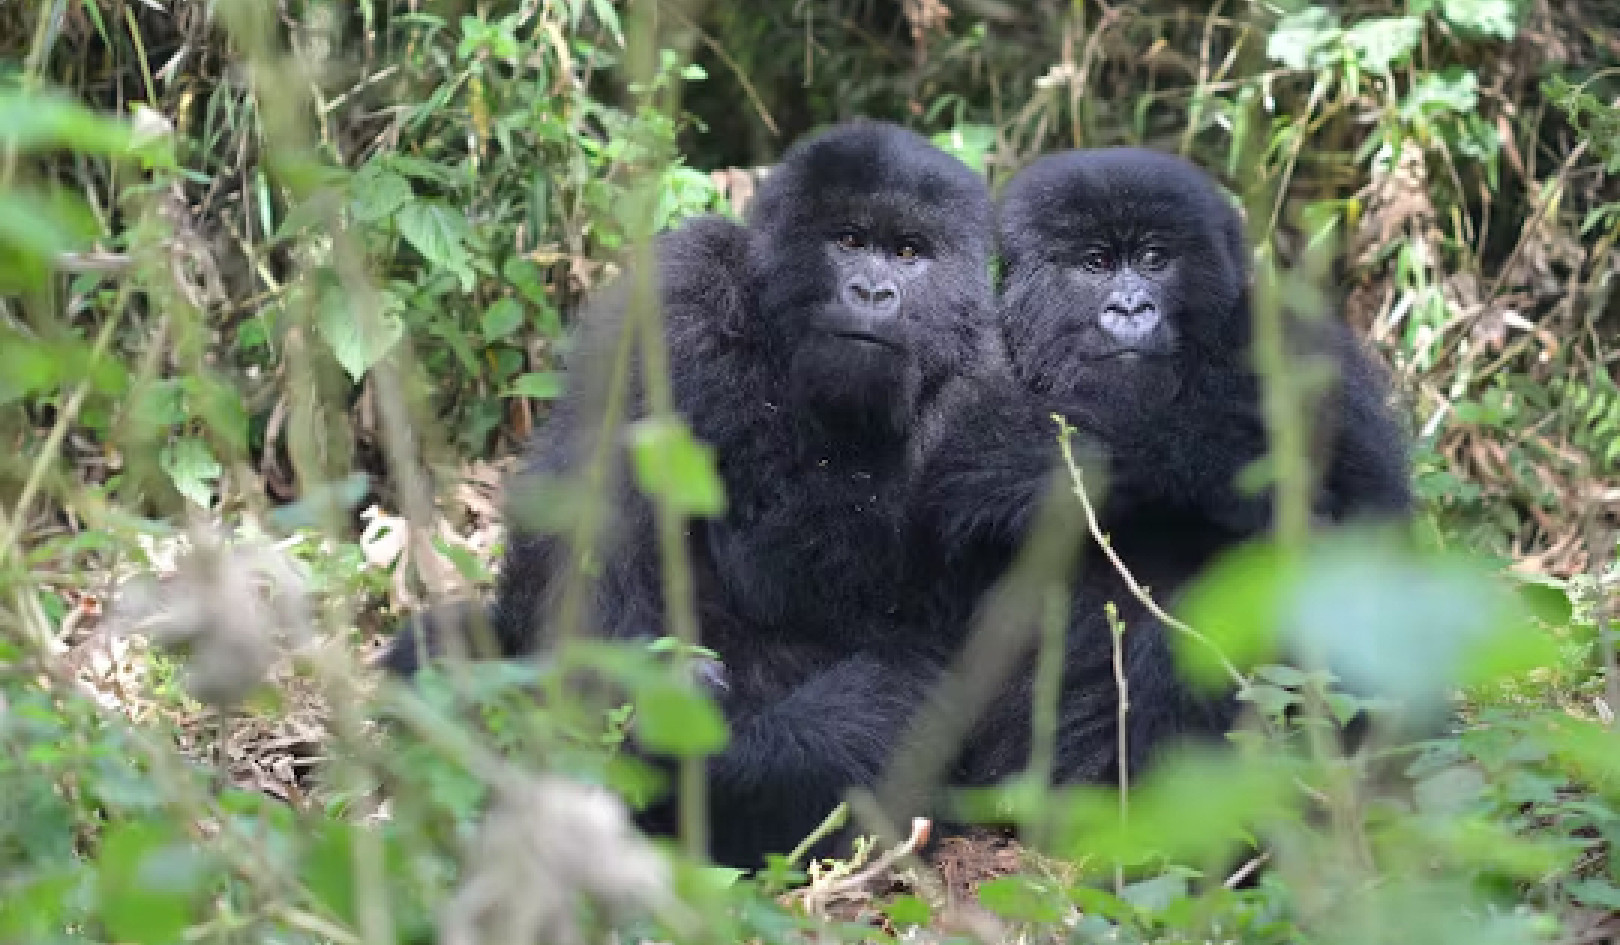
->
xmin=996 ymin=148 xmax=1250 ymax=414
xmin=743 ymin=121 xmax=993 ymax=435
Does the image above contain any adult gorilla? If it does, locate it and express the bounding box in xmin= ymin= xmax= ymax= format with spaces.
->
xmin=388 ymin=121 xmax=998 ymax=867
xmin=919 ymin=148 xmax=1412 ymax=788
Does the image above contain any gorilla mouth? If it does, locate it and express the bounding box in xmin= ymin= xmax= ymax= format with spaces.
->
xmin=831 ymin=330 xmax=902 ymax=351
xmin=1094 ymin=345 xmax=1173 ymax=362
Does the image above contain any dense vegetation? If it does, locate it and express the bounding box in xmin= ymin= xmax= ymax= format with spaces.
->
xmin=1 ymin=0 xmax=1619 ymax=942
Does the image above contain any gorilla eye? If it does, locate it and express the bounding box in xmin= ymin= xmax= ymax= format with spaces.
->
xmin=1080 ymin=248 xmax=1114 ymax=271
xmin=836 ymin=230 xmax=866 ymax=250
xmin=1139 ymin=246 xmax=1169 ymax=270
xmin=895 ymin=239 xmax=923 ymax=260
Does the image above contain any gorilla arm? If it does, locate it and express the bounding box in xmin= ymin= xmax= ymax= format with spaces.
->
xmin=1319 ymin=323 xmax=1414 ymax=522
xmin=382 ymin=216 xmax=754 ymax=673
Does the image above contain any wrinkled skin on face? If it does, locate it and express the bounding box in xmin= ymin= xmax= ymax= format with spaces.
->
xmin=997 ymin=147 xmax=1251 ymax=417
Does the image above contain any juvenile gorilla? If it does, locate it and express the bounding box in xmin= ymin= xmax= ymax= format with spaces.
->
xmin=922 ymin=148 xmax=1413 ymax=787
xmin=392 ymin=122 xmax=997 ymax=867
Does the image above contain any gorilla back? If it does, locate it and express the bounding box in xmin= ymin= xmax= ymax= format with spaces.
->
xmin=487 ymin=121 xmax=996 ymax=867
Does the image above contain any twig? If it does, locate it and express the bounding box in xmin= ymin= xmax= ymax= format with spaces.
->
xmin=785 ymin=802 xmax=850 ymax=871
xmin=790 ymin=818 xmax=932 ymax=917
xmin=1223 ymin=851 xmax=1271 ymax=888
xmin=1106 ymin=600 xmax=1129 ymax=896
xmin=1052 ymin=416 xmax=1247 ymax=688
xmin=661 ymin=3 xmax=779 ymax=136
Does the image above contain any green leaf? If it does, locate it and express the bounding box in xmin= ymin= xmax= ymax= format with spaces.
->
xmin=1173 ymin=541 xmax=1296 ymax=688
xmin=634 ymin=677 xmax=728 ymax=758
xmin=1413 ymin=764 xmax=1488 ymax=816
xmin=0 ymin=188 xmax=103 ymax=291
xmin=628 ymin=417 xmax=727 ymax=517
xmin=505 ymin=371 xmax=566 ymax=400
xmin=1567 ymin=879 xmax=1620 ymax=911
xmin=1283 ymin=532 xmax=1555 ymax=722
xmin=0 ymin=333 xmax=62 ymax=403
xmin=160 ymin=438 xmax=222 ymax=508
xmin=268 ymin=473 xmax=372 ymax=531
xmin=884 ymin=895 xmax=932 ymax=928
xmin=0 ymin=89 xmax=135 ymax=155
xmin=930 ymin=123 xmax=997 ymax=174
xmin=1401 ymin=68 xmax=1480 ymax=121
xmin=1510 ymin=574 xmax=1573 ymax=625
xmin=976 ymin=876 xmax=1063 ymax=923
xmin=317 ymin=283 xmax=405 ymax=382
xmin=351 ymin=164 xmax=414 ymax=222
xmin=1419 ymin=0 xmax=1521 ymax=39
xmin=481 ymin=297 xmax=525 ymax=340
xmin=302 ymin=823 xmax=359 ymax=926
xmin=1049 ymin=752 xmax=1293 ymax=866
xmin=1267 ymin=7 xmax=1341 ymax=70
xmin=97 ymin=822 xmax=203 ymax=945
xmin=397 ymin=201 xmax=476 ymax=291
xmin=1343 ymin=17 xmax=1421 ymax=73
xmin=1120 ymin=870 xmax=1194 ymax=913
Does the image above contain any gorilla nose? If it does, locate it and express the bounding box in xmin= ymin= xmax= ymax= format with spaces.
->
xmin=1101 ymin=291 xmax=1161 ymax=345
xmin=842 ymin=276 xmax=900 ymax=316
xmin=1103 ymin=293 xmax=1156 ymax=319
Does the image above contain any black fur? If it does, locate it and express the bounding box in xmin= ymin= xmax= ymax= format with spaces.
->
xmin=920 ymin=148 xmax=1413 ymax=788
xmin=388 ymin=121 xmax=998 ymax=868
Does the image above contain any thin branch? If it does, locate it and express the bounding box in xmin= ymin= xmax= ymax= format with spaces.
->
xmin=1053 ymin=416 xmax=1247 ymax=688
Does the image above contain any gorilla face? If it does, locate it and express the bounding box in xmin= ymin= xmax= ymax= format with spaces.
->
xmin=997 ymin=148 xmax=1250 ymax=411
xmin=744 ymin=122 xmax=993 ymax=433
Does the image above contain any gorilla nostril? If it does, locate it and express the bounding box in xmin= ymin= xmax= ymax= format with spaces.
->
xmin=874 ymin=287 xmax=896 ymax=304
xmin=1130 ymin=300 xmax=1156 ymax=317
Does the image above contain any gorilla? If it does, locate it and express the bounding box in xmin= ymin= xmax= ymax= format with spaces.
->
xmin=918 ymin=147 xmax=1413 ymax=789
xmin=387 ymin=121 xmax=998 ymax=868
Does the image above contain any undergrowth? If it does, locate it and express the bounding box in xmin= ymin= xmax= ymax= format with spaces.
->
xmin=1 ymin=1 xmax=1619 ymax=943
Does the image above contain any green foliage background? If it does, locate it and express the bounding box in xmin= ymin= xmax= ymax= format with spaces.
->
xmin=1 ymin=0 xmax=1619 ymax=943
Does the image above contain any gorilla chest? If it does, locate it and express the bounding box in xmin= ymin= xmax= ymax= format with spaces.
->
xmin=708 ymin=460 xmax=909 ymax=630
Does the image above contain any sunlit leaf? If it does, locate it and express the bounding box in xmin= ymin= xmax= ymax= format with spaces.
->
xmin=351 ymin=164 xmax=414 ymax=222
xmin=317 ymin=282 xmax=406 ymax=382
xmin=1173 ymin=541 xmax=1296 ymax=688
xmin=1415 ymin=0 xmax=1522 ymax=39
xmin=1267 ymin=7 xmax=1341 ymax=70
xmin=0 ymin=89 xmax=135 ymax=155
xmin=1401 ymin=68 xmax=1479 ymax=121
xmin=159 ymin=438 xmax=221 ymax=509
xmin=397 ymin=201 xmax=477 ymax=291
xmin=628 ymin=417 xmax=727 ymax=517
xmin=1048 ymin=751 xmax=1293 ymax=867
xmin=505 ymin=371 xmax=566 ymax=400
xmin=885 ymin=895 xmax=932 ymax=928
xmin=1283 ymin=533 xmax=1554 ymax=722
xmin=1344 ymin=17 xmax=1422 ymax=73
xmin=930 ymin=123 xmax=997 ymax=174
xmin=635 ymin=677 xmax=727 ymax=758
xmin=977 ymin=876 xmax=1064 ymax=923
